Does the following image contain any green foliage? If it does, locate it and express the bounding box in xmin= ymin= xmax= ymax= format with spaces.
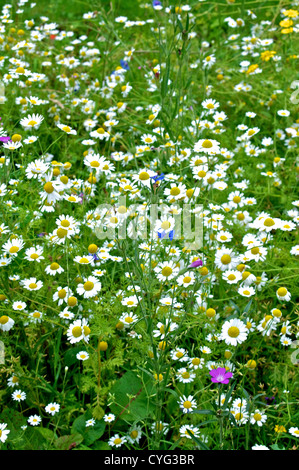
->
xmin=109 ymin=371 xmax=156 ymax=422
xmin=71 ymin=414 xmax=105 ymax=446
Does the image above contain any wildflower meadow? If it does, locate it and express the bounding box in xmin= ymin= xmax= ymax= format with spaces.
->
xmin=0 ymin=0 xmax=299 ymax=452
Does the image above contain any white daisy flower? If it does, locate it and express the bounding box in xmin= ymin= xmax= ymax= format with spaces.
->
xmin=57 ymin=123 xmax=77 ymax=134
xmin=45 ymin=403 xmax=60 ymax=415
xmin=178 ymin=395 xmax=197 ymax=414
xmin=20 ymin=113 xmax=44 ymax=130
xmin=108 ymin=434 xmax=126 ymax=448
xmin=27 ymin=415 xmax=42 ymax=426
xmin=0 ymin=315 xmax=15 ymax=331
xmin=221 ymin=318 xmax=248 ymax=346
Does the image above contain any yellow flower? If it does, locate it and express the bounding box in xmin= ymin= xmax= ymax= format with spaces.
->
xmin=275 ymin=425 xmax=286 ymax=433
xmin=282 ymin=9 xmax=298 ymax=18
xmin=281 ymin=27 xmax=293 ymax=34
xmin=280 ymin=19 xmax=293 ymax=27
xmin=260 ymin=50 xmax=276 ymax=61
xmin=246 ymin=64 xmax=259 ymax=74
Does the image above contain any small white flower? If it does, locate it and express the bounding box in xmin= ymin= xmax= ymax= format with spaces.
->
xmin=45 ymin=403 xmax=60 ymax=415
xmin=86 ymin=418 xmax=95 ymax=427
xmin=76 ymin=351 xmax=89 ymax=361
xmin=27 ymin=415 xmax=42 ymax=426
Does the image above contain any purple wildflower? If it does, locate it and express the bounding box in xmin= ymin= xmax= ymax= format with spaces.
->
xmin=265 ymin=396 xmax=276 ymax=405
xmin=0 ymin=136 xmax=11 ymax=143
xmin=79 ymin=192 xmax=84 ymax=204
xmin=189 ymin=259 xmax=203 ymax=268
xmin=209 ymin=367 xmax=233 ymax=384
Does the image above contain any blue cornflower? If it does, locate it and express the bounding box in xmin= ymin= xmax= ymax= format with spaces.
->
xmin=158 ymin=230 xmax=174 ymax=240
xmin=120 ymin=59 xmax=130 ymax=70
xmin=151 ymin=173 xmax=165 ymax=182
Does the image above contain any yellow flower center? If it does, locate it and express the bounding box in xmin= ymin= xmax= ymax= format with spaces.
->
xmin=206 ymin=308 xmax=216 ymax=318
xmin=130 ymin=430 xmax=138 ymax=439
xmin=202 ymin=139 xmax=213 ymax=148
xmin=83 ymin=325 xmax=91 ymax=336
xmin=58 ymin=289 xmax=66 ymax=299
xmin=170 ymin=187 xmax=180 ymax=196
xmin=186 ymin=189 xmax=194 ymax=198
xmin=139 ymin=172 xmax=149 ymax=181
xmin=227 ymin=326 xmax=240 ymax=338
xmin=72 ymin=326 xmax=82 ymax=338
xmin=60 ymin=175 xmax=68 ymax=184
xmin=61 ymin=220 xmax=70 ymax=227
xmin=161 ymin=221 xmax=171 ymax=230
xmin=183 ymin=400 xmax=192 ymax=409
xmin=161 ymin=266 xmax=173 ymax=277
xmin=221 ymin=254 xmax=231 ymax=265
xmin=44 ymin=182 xmax=54 ymax=194
xmin=50 ymin=262 xmax=59 ymax=270
xmin=68 ymin=296 xmax=77 ymax=307
xmin=83 ymin=281 xmax=94 ymax=291
xmin=57 ymin=228 xmax=68 ymax=238
xmin=263 ymin=218 xmax=275 ymax=227
xmin=200 ymin=267 xmax=209 ymax=276
xmin=182 ymin=371 xmax=190 ymax=379
xmin=277 ymin=287 xmax=287 ymax=297
xmin=247 ymin=359 xmax=256 ymax=369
